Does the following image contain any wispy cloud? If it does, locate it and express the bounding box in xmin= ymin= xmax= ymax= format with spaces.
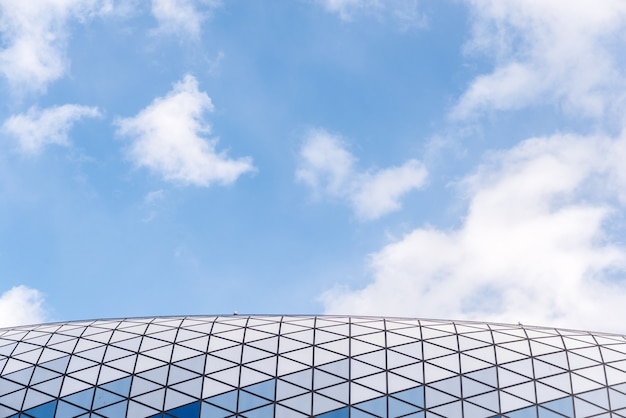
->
xmin=453 ymin=0 xmax=626 ymax=120
xmin=151 ymin=0 xmax=220 ymax=38
xmin=322 ymin=131 xmax=626 ymax=332
xmin=116 ymin=74 xmax=254 ymax=187
xmin=0 ymin=285 xmax=47 ymax=328
xmin=316 ymin=0 xmax=426 ymax=28
xmin=0 ymin=0 xmax=112 ymax=93
xmin=2 ymin=104 xmax=101 ymax=154
xmin=297 ymin=129 xmax=427 ymax=220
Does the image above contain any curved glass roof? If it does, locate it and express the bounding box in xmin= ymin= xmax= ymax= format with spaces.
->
xmin=1 ymin=315 xmax=625 ymax=417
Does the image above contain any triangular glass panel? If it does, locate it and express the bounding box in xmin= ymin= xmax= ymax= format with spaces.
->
xmin=127 ymin=399 xmax=160 ymax=418
xmin=577 ymin=388 xmax=609 ymax=409
xmin=242 ymin=403 xmax=274 ymax=418
xmin=573 ymin=396 xmax=608 ymax=417
xmin=201 ymin=377 xmax=235 ymax=398
xmin=100 ymin=376 xmax=131 ymax=397
xmin=465 ymin=390 xmax=499 ymax=414
xmin=312 ymin=393 xmax=347 ymax=416
xmin=317 ymin=382 xmax=349 ymax=404
xmin=610 ymin=388 xmax=626 ymax=410
xmin=391 ymin=385 xmax=424 ymax=408
xmin=23 ymin=399 xmax=56 ymax=418
xmin=92 ymin=387 xmax=125 ymax=409
xmin=423 ymin=362 xmax=457 ymax=383
xmin=429 ymin=400 xmax=463 ymax=417
xmin=428 ymin=354 xmax=460 ymax=374
xmin=95 ymin=400 xmax=128 ymax=417
xmin=424 ymin=385 xmax=458 ymax=407
xmin=388 ymin=396 xmax=420 ymax=417
xmin=278 ymin=392 xmax=312 ymax=415
xmin=130 ymin=376 xmax=162 ymax=396
xmin=63 ymin=387 xmax=95 ymax=409
xmin=170 ymin=377 xmax=202 ymax=399
xmin=209 ymin=366 xmax=241 ymax=387
xmin=541 ymin=396 xmax=573 ymax=417
xmin=238 ymin=389 xmax=271 ymax=412
xmin=59 ymin=376 xmax=92 ymax=397
xmin=385 ymin=332 xmax=419 ymax=348
xmin=387 ymin=371 xmax=421 ymax=393
xmin=55 ymin=400 xmax=88 ymax=418
xmin=164 ymin=387 xmax=197 ymax=410
xmin=167 ymin=365 xmax=200 ymax=385
xmin=350 ymin=381 xmax=384 ymax=404
xmin=461 ymin=376 xmax=494 ymax=397
xmin=461 ymin=400 xmax=495 ymax=418
xmin=200 ymin=401 xmax=232 ymax=418
xmin=276 ymin=378 xmax=308 ymax=400
xmin=458 ymin=335 xmax=493 ymax=351
xmin=38 ymin=352 xmax=69 ymax=369
xmin=422 ymin=341 xmax=456 ymax=360
xmin=242 ymin=378 xmax=275 ymax=401
xmin=354 ymin=396 xmax=386 ymax=417
xmin=499 ymin=392 xmax=534 ymax=414
xmin=315 ymin=406 xmax=349 ymax=418
xmin=134 ymin=388 xmax=166 ymax=411
xmin=535 ymin=382 xmax=568 ymax=403
xmin=240 ymin=366 xmax=274 ymax=386
xmin=349 ymin=407 xmax=377 ymax=418
xmin=205 ymin=389 xmax=238 ymax=412
xmin=504 ymin=381 xmax=536 ymax=403
xmin=211 ymin=345 xmax=243 ymax=364
xmin=31 ymin=376 xmax=63 ymax=397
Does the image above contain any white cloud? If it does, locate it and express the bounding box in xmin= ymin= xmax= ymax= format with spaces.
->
xmin=453 ymin=0 xmax=626 ymax=119
xmin=322 ymin=131 xmax=626 ymax=332
xmin=116 ymin=74 xmax=254 ymax=187
xmin=0 ymin=285 xmax=47 ymax=328
xmin=0 ymin=0 xmax=111 ymax=92
xmin=317 ymin=0 xmax=426 ymax=27
xmin=297 ymin=129 xmax=427 ymax=220
xmin=151 ymin=0 xmax=219 ymax=38
xmin=2 ymin=104 xmax=101 ymax=154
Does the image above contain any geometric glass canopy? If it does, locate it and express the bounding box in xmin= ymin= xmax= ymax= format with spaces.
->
xmin=1 ymin=315 xmax=626 ymax=417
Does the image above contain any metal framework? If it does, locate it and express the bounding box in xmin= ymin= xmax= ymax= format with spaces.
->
xmin=1 ymin=315 xmax=625 ymax=417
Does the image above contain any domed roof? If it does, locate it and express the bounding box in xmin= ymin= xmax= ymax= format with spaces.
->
xmin=0 ymin=315 xmax=624 ymax=417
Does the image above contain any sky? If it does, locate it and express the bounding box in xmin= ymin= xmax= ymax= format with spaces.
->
xmin=2 ymin=0 xmax=626 ymax=332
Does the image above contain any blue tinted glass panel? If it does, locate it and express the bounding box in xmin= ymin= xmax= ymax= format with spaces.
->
xmin=541 ymin=397 xmax=573 ymax=417
xmin=316 ymin=407 xmax=349 ymax=418
xmin=392 ymin=387 xmax=424 ymax=408
xmin=23 ymin=400 xmax=56 ymax=418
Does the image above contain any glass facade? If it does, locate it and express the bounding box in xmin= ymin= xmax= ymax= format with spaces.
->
xmin=1 ymin=315 xmax=625 ymax=417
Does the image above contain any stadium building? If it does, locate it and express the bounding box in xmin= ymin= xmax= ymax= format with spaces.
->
xmin=1 ymin=315 xmax=625 ymax=417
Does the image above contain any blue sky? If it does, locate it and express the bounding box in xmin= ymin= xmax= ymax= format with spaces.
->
xmin=2 ymin=0 xmax=626 ymax=332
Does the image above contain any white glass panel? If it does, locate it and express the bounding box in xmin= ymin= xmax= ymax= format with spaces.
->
xmin=276 ymin=356 xmax=310 ymax=376
xmin=209 ymin=366 xmax=241 ymax=387
xmin=351 ymin=359 xmax=382 ymax=379
xmin=349 ymin=381 xmax=383 ymax=404
xmin=354 ymin=372 xmax=387 ymax=394
xmin=313 ymin=369 xmax=344 ymax=389
xmin=535 ymin=381 xmax=567 ymax=403
xmin=276 ymin=379 xmax=308 ymax=400
xmin=97 ymin=365 xmax=128 ymax=384
xmin=314 ymin=347 xmax=345 ymax=366
xmin=541 ymin=373 xmax=572 ymax=394
xmin=167 ymin=365 xmax=199 ymax=385
xmin=202 ymin=376 xmax=234 ymax=398
xmin=312 ymin=393 xmax=345 ymax=415
xmin=246 ymin=356 xmax=277 ymax=376
xmin=164 ymin=387 xmax=196 ymax=410
xmin=424 ymin=386 xmax=457 ymax=407
xmin=504 ymin=381 xmax=536 ymax=403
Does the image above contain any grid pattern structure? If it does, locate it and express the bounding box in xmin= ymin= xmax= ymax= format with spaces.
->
xmin=1 ymin=316 xmax=626 ymax=418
